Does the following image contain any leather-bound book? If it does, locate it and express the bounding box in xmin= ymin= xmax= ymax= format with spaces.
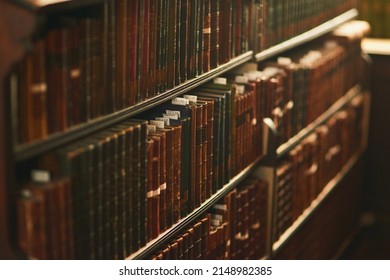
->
xmin=17 ymin=188 xmax=47 ymax=259
xmin=146 ymin=137 xmax=155 ymax=242
xmin=116 ymin=0 xmax=128 ymax=110
xmin=171 ymin=125 xmax=182 ymax=223
xmin=200 ymin=215 xmax=210 ymax=259
xmin=176 ymin=236 xmax=184 ymax=259
xmin=149 ymin=130 xmax=167 ymax=232
xmin=45 ymin=27 xmax=70 ymax=133
xmin=180 ymin=0 xmax=189 ymax=82
xmin=182 ymin=231 xmax=190 ymax=259
xmin=202 ymin=0 xmax=211 ymax=73
xmin=209 ymin=0 xmax=219 ymax=69
xmin=20 ymin=39 xmax=48 ymax=143
xmin=197 ymin=98 xmax=214 ymax=199
xmin=174 ymin=0 xmax=182 ymax=85
xmin=193 ymin=222 xmax=202 ymax=259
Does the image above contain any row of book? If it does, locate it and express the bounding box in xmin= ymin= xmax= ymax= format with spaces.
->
xmin=15 ymin=74 xmax=269 ymax=259
xmin=359 ymin=0 xmax=390 ymax=38
xmin=13 ymin=0 xmax=255 ymax=144
xmin=148 ymin=178 xmax=269 ymax=260
xmin=11 ymin=0 xmax=358 ymax=145
xmin=274 ymin=93 xmax=366 ymax=241
xmin=257 ymin=20 xmax=368 ymax=143
xmin=264 ymin=0 xmax=357 ymax=48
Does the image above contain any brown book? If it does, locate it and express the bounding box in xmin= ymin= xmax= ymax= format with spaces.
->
xmin=127 ymin=0 xmax=138 ymax=105
xmin=193 ymin=222 xmax=202 ymax=259
xmin=202 ymin=0 xmax=211 ymax=73
xmin=200 ymin=215 xmax=210 ymax=259
xmin=45 ymin=28 xmax=69 ymax=133
xmin=116 ymin=0 xmax=128 ymax=110
xmin=176 ymin=236 xmax=184 ymax=259
xmin=186 ymin=227 xmax=194 ymax=259
xmin=150 ymin=130 xmax=167 ymax=233
xmin=170 ymin=125 xmax=182 ymax=223
xmin=182 ymin=231 xmax=190 ymax=259
xmin=209 ymin=1 xmax=219 ymax=68
xmin=17 ymin=189 xmax=47 ymax=259
xmin=160 ymin=126 xmax=174 ymax=227
xmin=197 ymin=98 xmax=214 ymax=199
xmin=146 ymin=137 xmax=155 ymax=242
xmin=218 ymin=0 xmax=232 ymax=64
xmin=21 ymin=39 xmax=48 ymax=143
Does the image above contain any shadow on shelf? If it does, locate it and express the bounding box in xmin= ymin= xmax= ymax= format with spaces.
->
xmin=339 ymin=219 xmax=390 ymax=260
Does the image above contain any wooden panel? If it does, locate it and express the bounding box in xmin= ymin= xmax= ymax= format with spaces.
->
xmin=0 ymin=2 xmax=36 ymax=259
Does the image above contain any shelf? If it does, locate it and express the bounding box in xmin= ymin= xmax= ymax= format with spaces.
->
xmin=14 ymin=51 xmax=253 ymax=162
xmin=126 ymin=155 xmax=265 ymax=260
xmin=277 ymin=84 xmax=362 ymax=158
xmin=272 ymin=147 xmax=364 ymax=255
xmin=255 ymin=9 xmax=359 ymax=62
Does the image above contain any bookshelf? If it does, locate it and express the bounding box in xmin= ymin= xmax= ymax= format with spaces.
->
xmin=14 ymin=51 xmax=254 ymax=162
xmin=272 ymin=147 xmax=365 ymax=255
xmin=0 ymin=0 xmax=368 ymax=260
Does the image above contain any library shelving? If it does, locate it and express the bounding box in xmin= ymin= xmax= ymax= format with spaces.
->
xmin=0 ymin=0 xmax=369 ymax=260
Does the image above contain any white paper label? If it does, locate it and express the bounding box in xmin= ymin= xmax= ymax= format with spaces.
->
xmin=183 ymin=95 xmax=198 ymax=103
xmin=213 ymin=77 xmax=227 ymax=85
xmin=162 ymin=113 xmax=179 ymax=120
xmin=31 ymin=170 xmax=50 ymax=183
xmin=165 ymin=110 xmax=181 ymax=118
xmin=236 ymin=85 xmax=245 ymax=94
xmin=235 ymin=75 xmax=249 ymax=83
xmin=172 ymin=97 xmax=189 ymax=106
xmin=150 ymin=120 xmax=165 ymax=129
xmin=147 ymin=124 xmax=157 ymax=133
xmin=156 ymin=117 xmax=170 ymax=126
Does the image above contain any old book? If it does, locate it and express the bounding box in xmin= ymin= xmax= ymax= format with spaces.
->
xmin=193 ymin=222 xmax=202 ymax=259
xmin=200 ymin=215 xmax=210 ymax=259
xmin=192 ymin=92 xmax=223 ymax=192
xmin=17 ymin=188 xmax=47 ymax=259
xmin=209 ymin=1 xmax=219 ymax=69
xmin=199 ymin=81 xmax=236 ymax=185
xmin=45 ymin=28 xmax=69 ymax=133
xmin=171 ymin=125 xmax=182 ymax=223
xmin=20 ymin=39 xmax=48 ymax=143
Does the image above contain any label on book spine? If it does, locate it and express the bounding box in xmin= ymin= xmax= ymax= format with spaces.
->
xmin=162 ymin=113 xmax=179 ymax=120
xmin=160 ymin=183 xmax=167 ymax=190
xmin=156 ymin=117 xmax=171 ymax=126
xmin=147 ymin=125 xmax=157 ymax=133
xmin=172 ymin=97 xmax=189 ymax=106
xmin=235 ymin=75 xmax=249 ymax=83
xmin=31 ymin=170 xmax=50 ymax=183
xmin=150 ymin=120 xmax=165 ymax=129
xmin=183 ymin=95 xmax=198 ymax=103
xmin=236 ymin=85 xmax=245 ymax=94
xmin=213 ymin=77 xmax=227 ymax=85
xmin=165 ymin=110 xmax=181 ymax=118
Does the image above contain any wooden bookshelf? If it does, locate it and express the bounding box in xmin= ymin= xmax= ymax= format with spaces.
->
xmin=14 ymin=51 xmax=253 ymax=162
xmin=272 ymin=147 xmax=365 ymax=255
xmin=1 ymin=0 xmax=367 ymax=260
